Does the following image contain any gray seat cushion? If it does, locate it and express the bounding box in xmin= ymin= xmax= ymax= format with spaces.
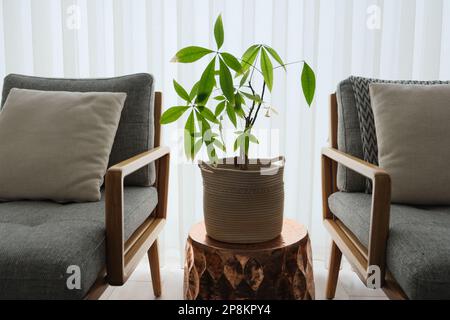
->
xmin=1 ymin=73 xmax=156 ymax=187
xmin=0 ymin=187 xmax=158 ymax=300
xmin=329 ymin=192 xmax=450 ymax=300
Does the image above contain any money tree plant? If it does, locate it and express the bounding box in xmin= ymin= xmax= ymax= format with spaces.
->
xmin=161 ymin=15 xmax=316 ymax=168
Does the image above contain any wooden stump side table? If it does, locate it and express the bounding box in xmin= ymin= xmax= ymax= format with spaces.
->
xmin=183 ymin=219 xmax=315 ymax=300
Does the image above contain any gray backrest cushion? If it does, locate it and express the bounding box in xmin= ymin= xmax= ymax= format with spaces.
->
xmin=336 ymin=78 xmax=366 ymax=192
xmin=349 ymin=76 xmax=449 ymax=193
xmin=1 ymin=73 xmax=156 ymax=187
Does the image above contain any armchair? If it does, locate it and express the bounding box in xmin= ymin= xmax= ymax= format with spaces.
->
xmin=322 ymin=93 xmax=408 ymax=300
xmin=322 ymin=84 xmax=450 ymax=300
xmin=0 ymin=74 xmax=170 ymax=300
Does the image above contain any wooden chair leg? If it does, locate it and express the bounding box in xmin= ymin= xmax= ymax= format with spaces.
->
xmin=326 ymin=241 xmax=342 ymax=299
xmin=148 ymin=239 xmax=162 ymax=297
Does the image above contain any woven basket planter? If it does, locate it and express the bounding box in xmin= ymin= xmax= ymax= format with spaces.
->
xmin=199 ymin=157 xmax=285 ymax=244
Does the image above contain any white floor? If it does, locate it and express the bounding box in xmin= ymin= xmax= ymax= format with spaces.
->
xmin=99 ymin=256 xmax=388 ymax=300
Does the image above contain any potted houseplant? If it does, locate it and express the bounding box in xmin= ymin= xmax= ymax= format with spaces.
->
xmin=161 ymin=15 xmax=315 ymax=244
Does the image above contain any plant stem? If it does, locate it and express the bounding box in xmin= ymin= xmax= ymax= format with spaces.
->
xmin=251 ymin=83 xmax=267 ymax=127
xmin=273 ymin=60 xmax=305 ymax=70
xmin=239 ymin=145 xmax=249 ymax=170
xmin=239 ymin=58 xmax=263 ymax=76
xmin=246 ymin=81 xmax=257 ymax=122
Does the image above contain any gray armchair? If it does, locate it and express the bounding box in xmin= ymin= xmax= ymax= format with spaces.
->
xmin=322 ymin=78 xmax=450 ymax=300
xmin=0 ymin=73 xmax=170 ymax=300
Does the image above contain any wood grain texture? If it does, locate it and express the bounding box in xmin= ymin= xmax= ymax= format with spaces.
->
xmin=148 ymin=239 xmax=162 ymax=297
xmin=105 ymin=170 xmax=125 ymax=285
xmin=330 ymin=94 xmax=339 ymax=194
xmin=325 ymin=241 xmax=342 ymax=299
xmin=321 ymin=94 xmax=407 ymax=300
xmin=155 ymin=150 xmax=170 ymax=220
xmin=322 ymin=148 xmax=391 ymax=283
xmin=103 ymin=92 xmax=170 ymax=290
xmin=124 ymin=218 xmax=166 ymax=278
xmin=184 ymin=220 xmax=315 ymax=300
xmin=330 ymin=93 xmax=338 ymax=149
xmin=105 ymin=148 xmax=169 ymax=285
xmin=321 ymin=154 xmax=334 ymax=220
xmin=154 ymin=92 xmax=162 ymax=149
xmin=108 ymin=146 xmax=170 ymax=177
xmin=322 ymin=147 xmax=389 ymax=180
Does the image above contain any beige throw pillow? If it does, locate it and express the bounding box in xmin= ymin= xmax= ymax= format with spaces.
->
xmin=0 ymin=88 xmax=126 ymax=202
xmin=370 ymin=83 xmax=450 ymax=205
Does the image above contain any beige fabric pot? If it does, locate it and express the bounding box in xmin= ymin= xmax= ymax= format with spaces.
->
xmin=199 ymin=157 xmax=285 ymax=244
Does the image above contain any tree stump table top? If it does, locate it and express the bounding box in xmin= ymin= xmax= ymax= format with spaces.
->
xmin=184 ymin=219 xmax=315 ymax=300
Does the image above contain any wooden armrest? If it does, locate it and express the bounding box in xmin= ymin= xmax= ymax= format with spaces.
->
xmin=105 ymin=146 xmax=170 ymax=285
xmin=322 ymin=147 xmax=389 ymax=179
xmin=322 ymin=147 xmax=391 ymax=285
xmin=108 ymin=146 xmax=170 ymax=176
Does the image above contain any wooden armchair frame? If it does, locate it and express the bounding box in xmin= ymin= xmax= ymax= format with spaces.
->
xmin=322 ymin=94 xmax=408 ymax=300
xmin=85 ymin=92 xmax=170 ymax=300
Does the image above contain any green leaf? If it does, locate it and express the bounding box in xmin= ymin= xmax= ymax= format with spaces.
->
xmin=233 ymin=136 xmax=242 ymax=152
xmin=207 ymin=144 xmax=219 ymax=164
xmin=264 ymin=46 xmax=285 ymax=70
xmin=160 ymin=106 xmax=190 ymax=124
xmin=214 ymin=95 xmax=225 ymax=101
xmin=215 ymin=101 xmax=226 ymax=116
xmin=301 ymin=62 xmax=316 ymax=106
xmin=213 ymin=139 xmax=226 ymax=152
xmin=241 ymin=45 xmax=260 ymax=73
xmin=260 ymin=48 xmax=274 ymax=91
xmin=214 ymin=15 xmax=224 ymax=49
xmin=235 ymin=92 xmax=246 ymax=106
xmin=234 ymin=93 xmax=245 ymax=118
xmin=235 ymin=108 xmax=245 ymax=119
xmin=249 ymin=134 xmax=259 ymax=144
xmin=171 ymin=46 xmax=214 ymax=63
xmin=198 ymin=106 xmax=219 ymax=124
xmin=221 ymin=52 xmax=242 ymax=73
xmin=226 ymin=103 xmax=237 ymax=128
xmin=233 ymin=134 xmax=249 ymax=155
xmin=196 ymin=112 xmax=211 ymax=141
xmin=184 ymin=111 xmax=196 ymax=160
xmin=194 ymin=139 xmax=203 ymax=158
xmin=196 ymin=58 xmax=217 ymax=105
xmin=173 ymin=80 xmax=191 ymax=102
xmin=235 ymin=106 xmax=245 ymax=118
xmin=240 ymin=91 xmax=262 ymax=103
xmin=244 ymin=135 xmax=250 ymax=155
xmin=189 ymin=81 xmax=200 ymax=101
xmin=219 ymin=58 xmax=235 ymax=105
xmin=239 ymin=70 xmax=250 ymax=88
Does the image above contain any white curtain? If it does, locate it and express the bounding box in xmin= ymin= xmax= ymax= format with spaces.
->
xmin=0 ymin=0 xmax=448 ymax=265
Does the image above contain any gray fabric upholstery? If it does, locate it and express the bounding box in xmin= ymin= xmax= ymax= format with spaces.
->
xmin=0 ymin=187 xmax=158 ymax=300
xmin=1 ymin=73 xmax=156 ymax=187
xmin=349 ymin=76 xmax=450 ymax=193
xmin=335 ymin=77 xmax=450 ymax=193
xmin=350 ymin=77 xmax=449 ymax=168
xmin=336 ymin=78 xmax=366 ymax=192
xmin=329 ymin=192 xmax=450 ymax=300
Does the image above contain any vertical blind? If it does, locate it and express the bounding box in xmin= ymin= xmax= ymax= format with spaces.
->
xmin=0 ymin=0 xmax=448 ymax=263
